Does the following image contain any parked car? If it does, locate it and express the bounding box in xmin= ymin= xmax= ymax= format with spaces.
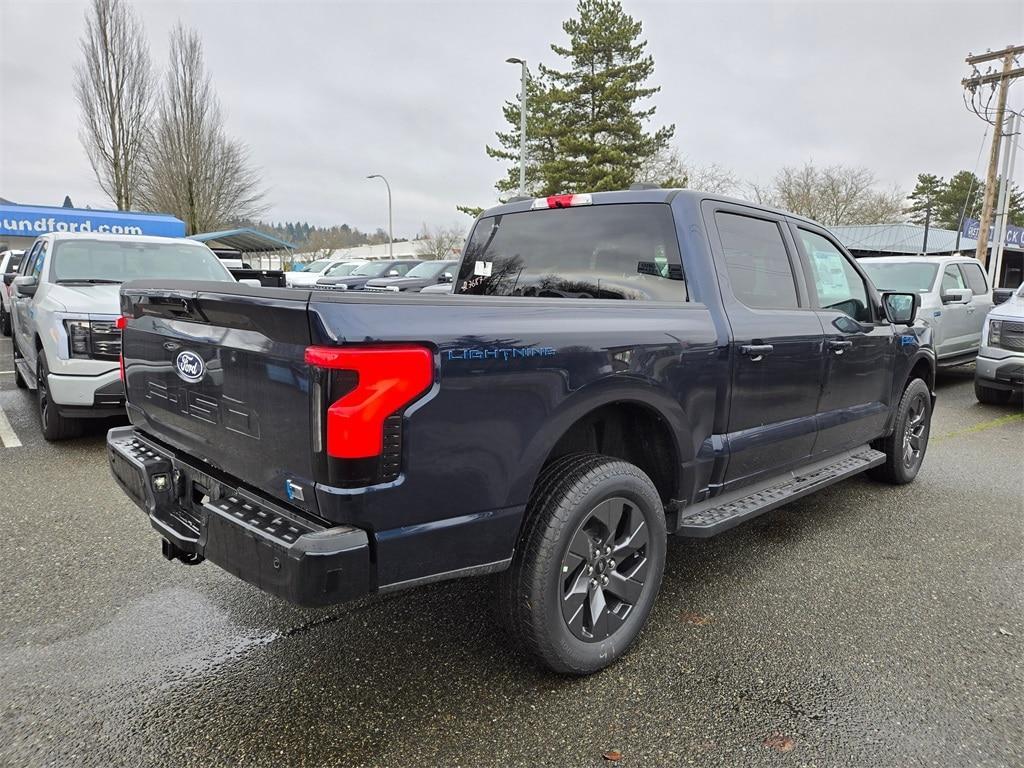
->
xmin=317 ymin=260 xmax=368 ymax=281
xmin=974 ymin=282 xmax=1024 ymax=404
xmin=419 ymin=282 xmax=454 ymax=294
xmin=859 ymin=255 xmax=993 ymax=367
xmin=1 ymin=248 xmax=25 ymax=336
xmin=364 ymin=259 xmax=458 ymax=293
xmin=6 ymin=232 xmax=237 ymax=440
xmin=315 ymin=259 xmax=420 ymax=291
xmin=285 ymin=258 xmax=361 ymax=287
xmin=109 ymin=189 xmax=933 ymax=674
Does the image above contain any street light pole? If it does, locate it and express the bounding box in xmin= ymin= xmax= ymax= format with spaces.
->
xmin=506 ymin=57 xmax=528 ymax=197
xmin=366 ymin=174 xmax=393 ymax=259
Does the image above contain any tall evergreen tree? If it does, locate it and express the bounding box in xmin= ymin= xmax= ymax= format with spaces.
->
xmin=906 ymin=173 xmax=944 ymax=225
xmin=487 ymin=0 xmax=674 ymax=197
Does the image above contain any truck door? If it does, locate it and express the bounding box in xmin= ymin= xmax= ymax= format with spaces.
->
xmin=937 ymin=264 xmax=974 ymax=356
xmin=12 ymin=240 xmax=41 ymax=365
xmin=704 ymin=203 xmax=826 ymax=489
xmin=791 ymin=225 xmax=893 ymax=455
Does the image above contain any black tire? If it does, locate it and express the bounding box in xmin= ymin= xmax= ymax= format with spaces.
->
xmin=869 ymin=378 xmax=931 ymax=485
xmin=36 ymin=352 xmax=82 ymax=441
xmin=12 ymin=341 xmax=27 ymax=389
xmin=974 ymin=379 xmax=1012 ymax=406
xmin=498 ymin=453 xmax=667 ymax=675
xmin=0 ymin=304 xmax=10 ymax=337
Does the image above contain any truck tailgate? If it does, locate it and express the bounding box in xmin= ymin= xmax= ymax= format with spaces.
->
xmin=120 ymin=282 xmax=317 ymax=512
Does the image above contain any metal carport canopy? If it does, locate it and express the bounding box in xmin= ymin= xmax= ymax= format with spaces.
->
xmin=190 ymin=228 xmax=295 ymax=253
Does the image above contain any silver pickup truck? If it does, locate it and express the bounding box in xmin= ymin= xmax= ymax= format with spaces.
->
xmin=6 ymin=232 xmax=236 ymax=440
xmin=859 ymin=255 xmax=993 ymax=367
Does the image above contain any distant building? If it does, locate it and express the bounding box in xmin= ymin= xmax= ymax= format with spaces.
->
xmin=295 ymin=238 xmax=464 ymax=263
xmin=833 ymin=223 xmax=1022 ymax=289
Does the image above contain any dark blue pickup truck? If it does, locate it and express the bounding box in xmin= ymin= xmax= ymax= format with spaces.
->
xmin=107 ymin=189 xmax=934 ymax=674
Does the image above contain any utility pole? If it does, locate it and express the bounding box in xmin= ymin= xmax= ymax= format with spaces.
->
xmin=991 ymin=111 xmax=1020 ymax=284
xmin=962 ymin=44 xmax=1024 ymax=267
xmin=921 ymin=204 xmax=931 ymax=254
xmin=366 ymin=174 xmax=393 ymax=259
xmin=506 ymin=57 xmax=528 ymax=197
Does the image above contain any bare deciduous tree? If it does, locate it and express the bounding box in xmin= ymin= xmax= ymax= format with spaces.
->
xmin=760 ymin=161 xmax=904 ymax=226
xmin=636 ymin=146 xmax=738 ymax=194
xmin=415 ymin=225 xmax=466 ymax=260
xmin=139 ymin=25 xmax=265 ymax=234
xmin=74 ymin=0 xmax=154 ymax=210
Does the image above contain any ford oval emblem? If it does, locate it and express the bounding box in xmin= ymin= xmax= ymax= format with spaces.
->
xmin=175 ymin=350 xmax=205 ymax=383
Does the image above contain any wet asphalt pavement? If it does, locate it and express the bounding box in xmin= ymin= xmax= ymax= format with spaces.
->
xmin=1 ymin=332 xmax=1022 ymax=768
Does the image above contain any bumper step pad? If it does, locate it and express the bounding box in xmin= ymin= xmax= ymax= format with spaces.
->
xmin=677 ymin=447 xmax=885 ymax=538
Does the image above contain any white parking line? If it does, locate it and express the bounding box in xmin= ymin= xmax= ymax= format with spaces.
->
xmin=0 ymin=404 xmax=22 ymax=448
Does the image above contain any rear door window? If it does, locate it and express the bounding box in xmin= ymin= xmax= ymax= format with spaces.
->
xmin=456 ymin=203 xmax=687 ymax=301
xmin=958 ymin=261 xmax=989 ymax=295
xmin=714 ymin=212 xmax=799 ymax=309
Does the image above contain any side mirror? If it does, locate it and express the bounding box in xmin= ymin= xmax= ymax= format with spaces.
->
xmin=3 ymin=273 xmax=15 ymax=287
xmin=882 ymin=291 xmax=919 ymax=325
xmin=12 ymin=275 xmax=37 ymax=297
xmin=387 ymin=269 xmax=400 ymax=277
xmin=238 ymin=278 xmax=262 ymax=288
xmin=941 ymin=288 xmax=972 ymax=305
xmin=439 ymin=272 xmax=454 ymax=284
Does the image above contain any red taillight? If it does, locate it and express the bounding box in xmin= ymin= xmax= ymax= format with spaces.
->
xmin=305 ymin=344 xmax=434 ymax=459
xmin=117 ymin=316 xmax=127 ymax=380
xmin=532 ymin=193 xmax=593 ymax=210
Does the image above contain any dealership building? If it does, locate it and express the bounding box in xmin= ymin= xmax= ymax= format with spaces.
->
xmin=0 ymin=200 xmax=185 ymax=250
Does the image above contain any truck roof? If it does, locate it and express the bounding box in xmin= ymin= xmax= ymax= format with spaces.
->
xmin=480 ymin=188 xmax=822 ymax=228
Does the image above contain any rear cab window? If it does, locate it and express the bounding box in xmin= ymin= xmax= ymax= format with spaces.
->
xmin=456 ymin=203 xmax=687 ymax=301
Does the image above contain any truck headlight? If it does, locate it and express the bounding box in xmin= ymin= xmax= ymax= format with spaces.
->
xmin=990 ymin=319 xmax=1001 ymax=346
xmin=65 ymin=319 xmax=91 ymax=358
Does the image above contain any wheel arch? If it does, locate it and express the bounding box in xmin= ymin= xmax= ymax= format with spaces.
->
xmin=509 ymin=381 xmax=693 ymax=519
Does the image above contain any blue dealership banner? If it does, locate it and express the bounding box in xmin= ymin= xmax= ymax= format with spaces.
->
xmin=961 ymin=217 xmax=1024 ymax=247
xmin=0 ymin=203 xmax=185 ymax=239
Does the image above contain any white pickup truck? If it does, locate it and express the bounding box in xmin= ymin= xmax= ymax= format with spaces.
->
xmin=6 ymin=232 xmax=237 ymax=440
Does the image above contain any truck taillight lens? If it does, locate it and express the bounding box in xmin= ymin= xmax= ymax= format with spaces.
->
xmin=116 ymin=316 xmax=127 ymax=381
xmin=531 ymin=193 xmax=593 ymax=209
xmin=305 ymin=344 xmax=434 ymax=459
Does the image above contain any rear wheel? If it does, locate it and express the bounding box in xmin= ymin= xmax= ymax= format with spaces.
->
xmin=870 ymin=378 xmax=931 ymax=485
xmin=974 ymin=379 xmax=1012 ymax=406
xmin=36 ymin=352 xmax=82 ymax=441
xmin=498 ymin=453 xmax=666 ymax=675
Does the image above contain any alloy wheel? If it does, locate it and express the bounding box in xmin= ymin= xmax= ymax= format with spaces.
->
xmin=559 ymin=497 xmax=650 ymax=642
xmin=902 ymin=393 xmax=928 ymax=468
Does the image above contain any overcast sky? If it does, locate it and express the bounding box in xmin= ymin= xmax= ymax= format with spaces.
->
xmin=1 ymin=0 xmax=1022 ymax=237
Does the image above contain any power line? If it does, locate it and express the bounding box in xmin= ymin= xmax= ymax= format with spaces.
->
xmin=962 ymin=44 xmax=1024 ymax=266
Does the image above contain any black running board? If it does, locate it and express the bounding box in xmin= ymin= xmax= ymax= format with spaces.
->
xmin=14 ymin=357 xmax=36 ymax=390
xmin=676 ymin=446 xmax=885 ymax=538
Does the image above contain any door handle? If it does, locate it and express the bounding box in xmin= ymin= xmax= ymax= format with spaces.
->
xmin=740 ymin=344 xmax=774 ymax=359
xmin=828 ymin=340 xmax=853 ymax=355
xmin=966 ymin=306 xmax=977 ymax=313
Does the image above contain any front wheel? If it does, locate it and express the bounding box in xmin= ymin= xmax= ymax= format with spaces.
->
xmin=974 ymin=379 xmax=1012 ymax=406
xmin=870 ymin=378 xmax=931 ymax=485
xmin=498 ymin=453 xmax=667 ymax=675
xmin=0 ymin=304 xmax=10 ymax=337
xmin=36 ymin=352 xmax=82 ymax=441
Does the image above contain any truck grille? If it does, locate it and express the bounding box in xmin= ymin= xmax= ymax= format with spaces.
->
xmin=90 ymin=321 xmax=121 ymax=361
xmin=995 ymin=320 xmax=1024 ymax=352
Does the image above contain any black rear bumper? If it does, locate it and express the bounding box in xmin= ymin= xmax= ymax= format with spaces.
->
xmin=107 ymin=426 xmax=371 ymax=607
